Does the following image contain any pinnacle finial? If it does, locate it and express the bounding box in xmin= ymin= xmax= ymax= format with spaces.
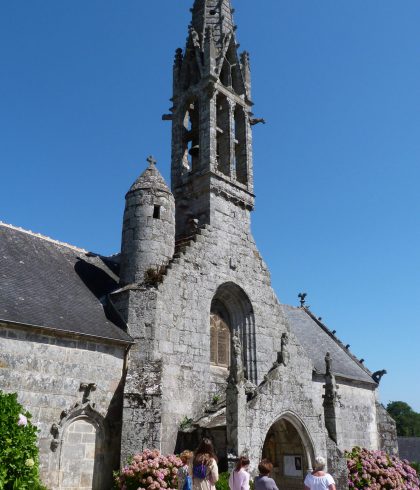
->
xmin=147 ymin=155 xmax=157 ymax=167
xmin=298 ymin=292 xmax=307 ymax=307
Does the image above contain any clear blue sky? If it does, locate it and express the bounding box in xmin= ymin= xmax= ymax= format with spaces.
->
xmin=1 ymin=1 xmax=419 ymax=411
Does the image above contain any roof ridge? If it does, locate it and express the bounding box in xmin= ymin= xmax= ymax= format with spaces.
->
xmin=0 ymin=221 xmax=88 ymax=254
xmin=301 ymin=306 xmax=374 ymax=378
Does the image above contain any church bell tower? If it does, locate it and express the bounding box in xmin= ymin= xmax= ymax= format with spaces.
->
xmin=167 ymin=0 xmax=256 ymax=238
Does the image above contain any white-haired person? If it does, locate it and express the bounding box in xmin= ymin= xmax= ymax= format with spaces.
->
xmin=304 ymin=457 xmax=336 ymax=490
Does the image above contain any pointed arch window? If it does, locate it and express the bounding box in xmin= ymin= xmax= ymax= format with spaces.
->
xmin=234 ymin=104 xmax=248 ymax=184
xmin=182 ymin=98 xmax=200 ymax=172
xmin=216 ymin=93 xmax=230 ymax=176
xmin=210 ymin=313 xmax=231 ymax=368
xmin=210 ymin=284 xmax=257 ymax=384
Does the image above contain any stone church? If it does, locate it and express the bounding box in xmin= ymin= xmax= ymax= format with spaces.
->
xmin=0 ymin=1 xmax=397 ymax=489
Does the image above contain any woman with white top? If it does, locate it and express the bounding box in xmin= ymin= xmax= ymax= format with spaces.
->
xmin=229 ymin=456 xmax=250 ymax=490
xmin=304 ymin=457 xmax=336 ymax=490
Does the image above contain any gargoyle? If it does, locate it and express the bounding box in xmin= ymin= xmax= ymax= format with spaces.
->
xmin=372 ymin=370 xmax=387 ymax=384
xmin=250 ymin=118 xmax=266 ymax=126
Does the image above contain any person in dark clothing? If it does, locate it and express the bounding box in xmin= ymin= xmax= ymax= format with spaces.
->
xmin=254 ymin=459 xmax=279 ymax=490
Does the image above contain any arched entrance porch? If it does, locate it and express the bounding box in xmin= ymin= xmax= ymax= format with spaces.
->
xmin=262 ymin=413 xmax=315 ymax=490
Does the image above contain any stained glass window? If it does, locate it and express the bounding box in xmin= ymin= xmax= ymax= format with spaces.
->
xmin=210 ymin=313 xmax=230 ymax=368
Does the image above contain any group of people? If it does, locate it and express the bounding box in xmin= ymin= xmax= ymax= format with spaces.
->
xmin=177 ymin=438 xmax=336 ymax=490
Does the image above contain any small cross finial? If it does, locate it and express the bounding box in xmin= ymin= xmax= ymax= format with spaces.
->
xmin=147 ymin=155 xmax=157 ymax=166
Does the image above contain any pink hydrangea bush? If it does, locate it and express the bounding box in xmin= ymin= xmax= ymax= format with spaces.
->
xmin=115 ymin=449 xmax=183 ymax=490
xmin=346 ymin=447 xmax=420 ymax=490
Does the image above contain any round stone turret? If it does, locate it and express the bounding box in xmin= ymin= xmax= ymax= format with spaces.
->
xmin=119 ymin=156 xmax=175 ymax=286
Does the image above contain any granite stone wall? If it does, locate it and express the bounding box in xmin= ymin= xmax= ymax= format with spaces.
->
xmin=0 ymin=323 xmax=126 ymax=489
xmin=154 ymin=198 xmax=287 ymax=455
xmin=59 ymin=419 xmax=97 ymax=490
xmin=311 ymin=378 xmax=382 ymax=452
xmin=377 ymin=402 xmax=398 ymax=455
xmin=115 ymin=183 xmax=388 ymax=490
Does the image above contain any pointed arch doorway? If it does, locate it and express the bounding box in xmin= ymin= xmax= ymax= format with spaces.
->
xmin=262 ymin=414 xmax=315 ymax=490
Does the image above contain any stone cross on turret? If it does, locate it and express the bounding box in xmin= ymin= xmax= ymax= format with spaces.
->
xmin=147 ymin=155 xmax=157 ymax=167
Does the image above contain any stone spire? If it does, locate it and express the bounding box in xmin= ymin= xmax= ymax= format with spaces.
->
xmin=191 ymin=0 xmax=235 ymax=51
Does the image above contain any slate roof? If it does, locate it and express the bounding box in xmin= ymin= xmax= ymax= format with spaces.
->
xmin=283 ymin=305 xmax=375 ymax=384
xmin=0 ymin=223 xmax=132 ymax=344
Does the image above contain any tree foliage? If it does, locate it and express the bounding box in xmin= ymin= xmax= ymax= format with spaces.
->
xmin=387 ymin=401 xmax=420 ymax=437
xmin=0 ymin=391 xmax=47 ymax=489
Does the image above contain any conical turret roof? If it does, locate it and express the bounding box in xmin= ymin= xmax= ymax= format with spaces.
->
xmin=128 ymin=157 xmax=171 ymax=194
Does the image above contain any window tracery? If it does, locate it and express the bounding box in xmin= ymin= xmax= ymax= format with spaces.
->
xmin=210 ymin=312 xmax=231 ymax=368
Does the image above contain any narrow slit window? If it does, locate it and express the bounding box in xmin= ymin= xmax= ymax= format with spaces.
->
xmin=153 ymin=205 xmax=161 ymax=219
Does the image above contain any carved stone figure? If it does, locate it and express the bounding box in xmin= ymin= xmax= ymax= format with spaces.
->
xmin=190 ymin=28 xmax=200 ymax=48
xmin=244 ymin=380 xmax=257 ymax=399
xmin=372 ymin=369 xmax=387 ymax=384
xmin=279 ymin=332 xmax=290 ymax=366
xmin=79 ymin=382 xmax=97 ymax=404
xmin=249 ymin=117 xmax=266 ymax=126
xmin=298 ymin=292 xmax=307 ymax=306
xmin=325 ymin=352 xmax=332 ymax=377
xmin=229 ymin=333 xmax=245 ymax=385
xmin=323 ymin=352 xmax=340 ymax=406
xmin=270 ymin=332 xmax=290 ymax=370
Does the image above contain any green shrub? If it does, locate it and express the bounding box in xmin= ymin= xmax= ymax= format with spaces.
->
xmin=216 ymin=471 xmax=254 ymax=490
xmin=0 ymin=391 xmax=46 ymax=489
xmin=411 ymin=462 xmax=420 ymax=477
xmin=215 ymin=472 xmax=230 ymax=490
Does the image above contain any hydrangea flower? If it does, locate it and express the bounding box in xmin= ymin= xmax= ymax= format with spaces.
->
xmin=17 ymin=413 xmax=28 ymax=426
xmin=346 ymin=446 xmax=420 ymax=490
xmin=115 ymin=449 xmax=183 ymax=490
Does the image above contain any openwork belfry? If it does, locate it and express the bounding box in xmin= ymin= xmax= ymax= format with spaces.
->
xmin=0 ymin=1 xmax=397 ymax=489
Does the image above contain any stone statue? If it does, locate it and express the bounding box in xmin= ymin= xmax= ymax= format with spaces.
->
xmin=298 ymin=292 xmax=307 ymax=307
xmin=244 ymin=380 xmax=257 ymax=400
xmin=271 ymin=332 xmax=290 ymax=370
xmin=229 ymin=333 xmax=245 ymax=385
xmin=323 ymin=352 xmax=340 ymax=407
xmin=325 ymin=352 xmax=332 ymax=377
xmin=372 ymin=369 xmax=387 ymax=384
xmin=190 ymin=28 xmax=200 ymax=48
xmin=279 ymin=332 xmax=290 ymax=367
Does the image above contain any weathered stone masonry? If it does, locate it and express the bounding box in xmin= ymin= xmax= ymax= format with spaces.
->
xmin=0 ymin=323 xmax=127 ymax=489
xmin=0 ymin=1 xmax=398 ymax=489
xmin=112 ymin=2 xmax=397 ymax=489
